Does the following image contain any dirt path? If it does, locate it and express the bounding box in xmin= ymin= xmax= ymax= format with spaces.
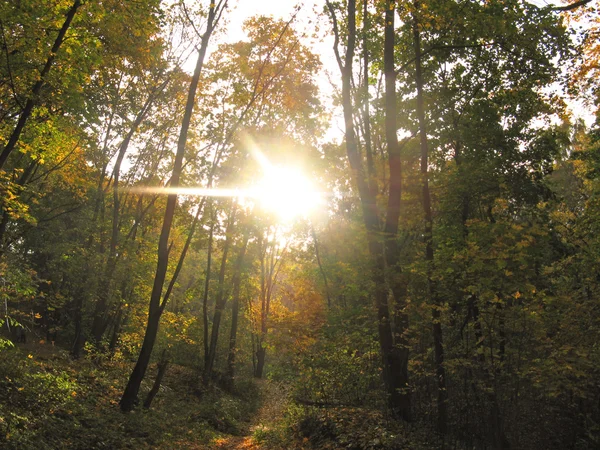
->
xmin=211 ymin=380 xmax=289 ymax=450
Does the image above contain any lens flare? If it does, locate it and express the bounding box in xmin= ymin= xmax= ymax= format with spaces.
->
xmin=252 ymin=165 xmax=322 ymax=221
xmin=125 ymin=140 xmax=324 ymax=222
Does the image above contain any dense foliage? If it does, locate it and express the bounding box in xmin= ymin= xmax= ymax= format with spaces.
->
xmin=1 ymin=0 xmax=599 ymax=449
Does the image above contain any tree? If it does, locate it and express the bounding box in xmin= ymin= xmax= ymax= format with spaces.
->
xmin=0 ymin=0 xmax=82 ymax=170
xmin=325 ymin=0 xmax=410 ymax=420
xmin=119 ymin=0 xmax=227 ymax=412
xmin=251 ymin=222 xmax=288 ymax=378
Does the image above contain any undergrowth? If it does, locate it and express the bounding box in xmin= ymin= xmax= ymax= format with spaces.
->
xmin=252 ymin=401 xmax=443 ymax=450
xmin=0 ymin=343 xmax=259 ymax=449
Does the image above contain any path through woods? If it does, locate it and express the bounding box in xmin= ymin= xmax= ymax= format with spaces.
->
xmin=211 ymin=380 xmax=289 ymax=449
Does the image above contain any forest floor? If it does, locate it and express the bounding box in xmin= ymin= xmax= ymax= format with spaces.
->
xmin=210 ymin=379 xmax=289 ymax=450
xmin=0 ymin=339 xmax=295 ymax=449
xmin=0 ymin=340 xmax=439 ymax=449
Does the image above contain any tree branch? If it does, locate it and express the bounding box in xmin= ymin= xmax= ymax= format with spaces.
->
xmin=551 ymin=0 xmax=593 ymax=11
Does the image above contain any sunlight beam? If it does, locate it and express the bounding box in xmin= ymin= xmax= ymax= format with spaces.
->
xmin=125 ymin=142 xmax=324 ymax=222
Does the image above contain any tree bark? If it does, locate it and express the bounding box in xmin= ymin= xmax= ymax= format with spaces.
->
xmin=382 ymin=0 xmax=411 ymax=421
xmin=119 ymin=0 xmax=225 ymax=412
xmin=252 ymin=227 xmax=286 ymax=379
xmin=71 ymin=293 xmax=86 ymax=359
xmin=362 ymin=0 xmax=377 ymax=197
xmin=108 ymin=306 xmax=123 ymax=355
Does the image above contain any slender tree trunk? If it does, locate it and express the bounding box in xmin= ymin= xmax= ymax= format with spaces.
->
xmin=382 ymin=0 xmax=411 ymax=421
xmin=252 ymin=228 xmax=285 ymax=380
xmin=311 ymin=226 xmax=331 ymax=308
xmin=91 ymin=89 xmax=164 ymax=344
xmin=204 ymin=204 xmax=236 ymax=381
xmin=0 ymin=0 xmax=82 ymax=169
xmin=254 ymin=235 xmax=269 ymax=380
xmin=251 ymin=331 xmax=257 ymax=375
xmin=162 ymin=200 xmax=204 ymax=311
xmin=412 ymin=4 xmax=448 ymax=433
xmin=90 ymin=257 xmax=117 ymax=343
xmin=202 ymin=205 xmax=216 ymax=367
xmin=119 ymin=1 xmax=225 ymax=412
xmin=71 ymin=293 xmax=86 ymax=359
xmin=362 ymin=0 xmax=377 ymax=196
xmin=91 ymin=104 xmax=118 ymax=227
xmin=325 ymin=0 xmax=410 ymax=420
xmin=143 ymin=350 xmax=169 ymax=409
xmin=227 ymin=234 xmax=249 ymax=385
xmin=108 ymin=307 xmax=123 ymax=354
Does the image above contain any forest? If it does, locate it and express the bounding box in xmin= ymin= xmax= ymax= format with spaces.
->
xmin=0 ymin=0 xmax=599 ymax=448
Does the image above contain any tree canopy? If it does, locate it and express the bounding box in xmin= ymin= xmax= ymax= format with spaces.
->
xmin=0 ymin=1 xmax=599 ymax=448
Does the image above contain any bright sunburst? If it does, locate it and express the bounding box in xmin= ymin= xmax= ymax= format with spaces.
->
xmin=125 ymin=142 xmax=323 ymax=222
xmin=252 ymin=164 xmax=322 ymax=221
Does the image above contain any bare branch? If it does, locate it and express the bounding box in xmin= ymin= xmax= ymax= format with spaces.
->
xmin=551 ymin=0 xmax=593 ymax=11
xmin=325 ymin=0 xmax=344 ymax=73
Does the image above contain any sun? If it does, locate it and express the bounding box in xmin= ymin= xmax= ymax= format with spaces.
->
xmin=253 ymin=165 xmax=322 ymax=221
xmin=123 ymin=141 xmax=324 ymax=222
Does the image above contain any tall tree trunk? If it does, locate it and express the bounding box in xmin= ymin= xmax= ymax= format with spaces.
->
xmin=71 ymin=293 xmax=86 ymax=359
xmin=252 ymin=227 xmax=285 ymax=379
xmin=362 ymin=0 xmax=377 ymax=196
xmin=109 ymin=306 xmax=124 ymax=355
xmin=0 ymin=0 xmax=82 ymax=169
xmin=254 ymin=234 xmax=270 ymax=380
xmin=382 ymin=0 xmax=411 ymax=421
xmin=202 ymin=204 xmax=216 ymax=366
xmin=226 ymin=233 xmax=249 ymax=385
xmin=325 ymin=0 xmax=410 ymax=420
xmin=412 ymin=5 xmax=448 ymax=433
xmin=204 ymin=203 xmax=237 ymax=381
xmin=119 ymin=1 xmax=225 ymax=412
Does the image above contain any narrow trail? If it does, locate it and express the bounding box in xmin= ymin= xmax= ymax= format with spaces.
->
xmin=211 ymin=379 xmax=289 ymax=450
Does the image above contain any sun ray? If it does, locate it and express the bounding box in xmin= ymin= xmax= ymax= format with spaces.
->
xmin=124 ymin=141 xmax=324 ymax=222
xmin=125 ymin=186 xmax=245 ymax=198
